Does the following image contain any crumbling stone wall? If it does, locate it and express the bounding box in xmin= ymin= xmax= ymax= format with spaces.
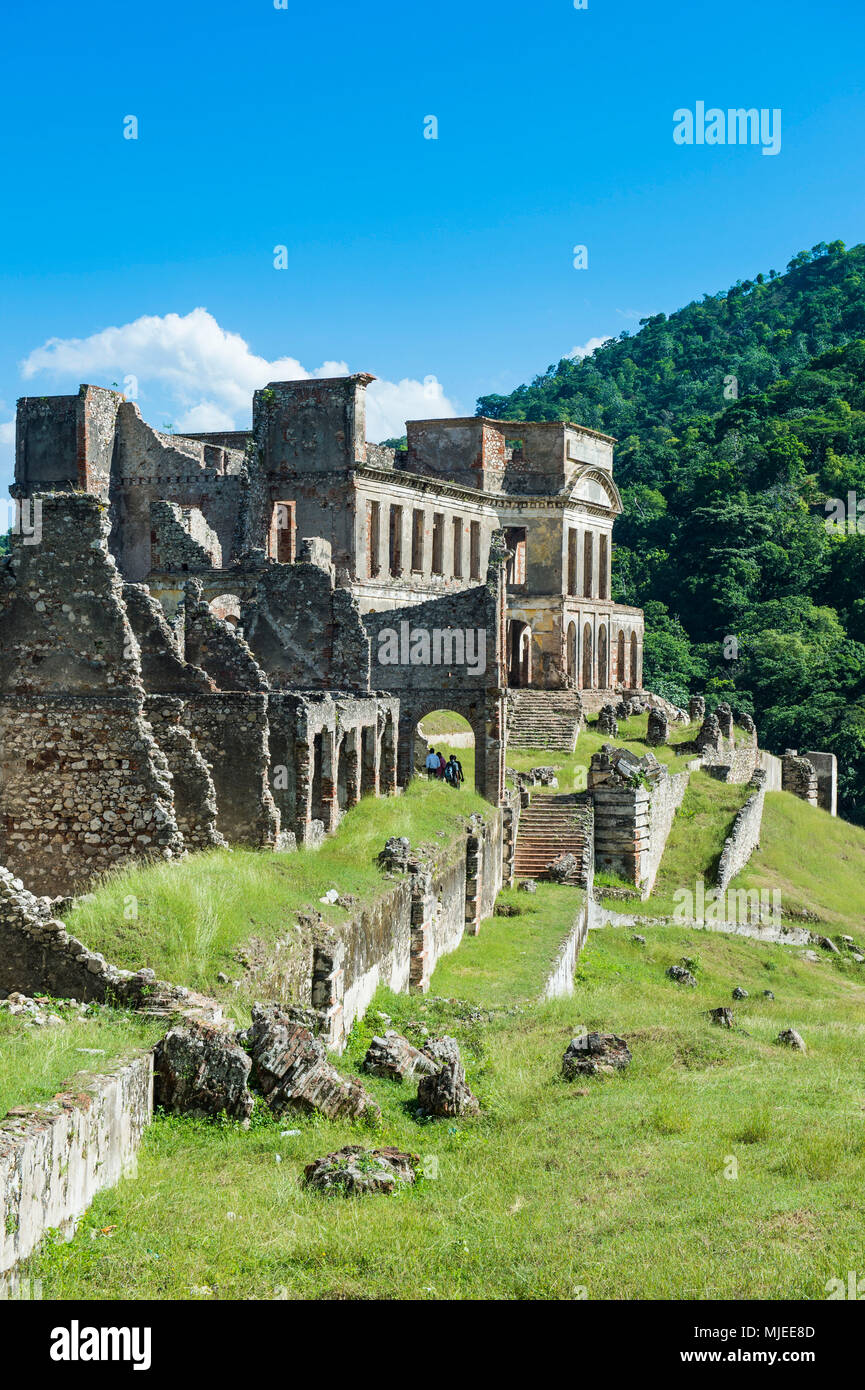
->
xmin=781 ymin=751 xmax=819 ymax=806
xmin=0 ymin=496 xmax=183 ymax=894
xmin=588 ymin=745 xmax=691 ymax=897
xmin=716 ymin=771 xmax=767 ymax=890
xmin=150 ymin=501 xmax=223 ymax=571
xmin=242 ymin=559 xmax=371 ymax=693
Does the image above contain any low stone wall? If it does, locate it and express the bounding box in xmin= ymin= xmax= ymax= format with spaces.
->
xmin=591 ymin=758 xmax=691 ymax=898
xmin=313 ymin=807 xmax=505 ymax=1050
xmin=540 ymin=892 xmax=590 ymax=999
xmin=716 ymin=773 xmax=767 ymax=890
xmin=0 ymin=1053 xmax=153 ymax=1276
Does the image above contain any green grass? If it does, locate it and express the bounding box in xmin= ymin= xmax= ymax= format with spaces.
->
xmin=26 ymin=920 xmax=865 ymax=1300
xmin=430 ymin=883 xmax=585 ymax=1007
xmin=67 ymin=778 xmax=489 ymax=1020
xmin=731 ymin=791 xmax=865 ymax=931
xmin=418 ymin=710 xmax=472 ymax=736
xmin=600 ymin=770 xmax=752 ymax=918
xmin=0 ymin=1007 xmax=164 ymax=1118
xmin=507 ymin=712 xmax=699 ymax=795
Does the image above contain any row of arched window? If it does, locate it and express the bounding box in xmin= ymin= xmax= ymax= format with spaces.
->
xmin=565 ymin=621 xmax=640 ymax=690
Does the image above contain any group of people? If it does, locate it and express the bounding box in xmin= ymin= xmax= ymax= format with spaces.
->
xmin=424 ymin=746 xmax=465 ymax=789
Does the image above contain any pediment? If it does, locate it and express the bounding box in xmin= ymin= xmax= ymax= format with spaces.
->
xmin=566 ymin=466 xmax=622 ymax=513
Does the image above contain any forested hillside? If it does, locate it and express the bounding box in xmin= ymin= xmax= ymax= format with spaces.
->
xmin=477 ymin=242 xmax=865 ymax=822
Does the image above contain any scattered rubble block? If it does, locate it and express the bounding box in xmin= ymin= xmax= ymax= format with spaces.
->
xmin=547 ymin=851 xmax=579 ymax=883
xmin=732 ymin=986 xmax=749 ymax=999
xmin=362 ymin=1030 xmax=438 ymax=1082
xmin=561 ymin=1031 xmax=632 ymax=1078
xmin=242 ymin=1002 xmax=380 ymax=1121
xmin=666 ymin=965 xmax=697 ymax=987
xmin=529 ymin=766 xmax=559 ymax=787
xmin=777 ymin=1028 xmax=806 ymax=1052
xmin=689 ymin=696 xmax=706 ymax=723
xmin=763 ymin=990 xmax=775 ymax=1000
xmin=708 ymin=1007 xmax=734 ymax=1028
xmin=417 ymin=1059 xmax=479 ymax=1117
xmin=154 ymin=1019 xmax=254 ymax=1124
xmin=646 ymin=707 xmax=668 ymax=746
xmin=378 ymin=837 xmax=413 ymax=872
xmin=518 ymin=879 xmax=538 ymax=894
xmin=303 ymin=1145 xmax=419 ymax=1196
xmin=715 ymin=702 xmax=734 ymax=740
xmin=589 ymin=744 xmax=665 ymax=790
xmin=817 ymin=935 xmax=840 ymax=955
xmin=421 ymin=1035 xmax=462 ymax=1068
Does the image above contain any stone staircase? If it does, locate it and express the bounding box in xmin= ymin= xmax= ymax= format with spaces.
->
xmin=513 ymin=793 xmax=592 ymax=883
xmin=507 ymin=690 xmax=582 ymax=751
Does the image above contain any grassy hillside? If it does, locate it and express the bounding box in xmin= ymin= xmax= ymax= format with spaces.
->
xmin=730 ymin=791 xmax=865 ymax=929
xmin=26 ymin=913 xmax=865 ymax=1300
xmin=477 ymin=244 xmax=865 ymax=824
xmin=67 ymin=778 xmax=489 ymax=1021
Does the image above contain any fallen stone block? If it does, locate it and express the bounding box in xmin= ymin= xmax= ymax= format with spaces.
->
xmin=708 ymin=1007 xmax=734 ymax=1028
xmin=777 ymin=1028 xmax=806 ymax=1052
xmin=421 ymin=1035 xmax=462 ymax=1068
xmin=154 ymin=1020 xmax=253 ymax=1124
xmin=562 ymin=1031 xmax=632 ymax=1079
xmin=303 ymin=1145 xmax=419 ymax=1196
xmin=243 ymin=1002 xmax=380 ymax=1122
xmin=518 ymin=879 xmax=538 ymax=894
xmin=362 ymin=1031 xmax=438 ymax=1082
xmin=666 ymin=965 xmax=697 ymax=987
xmin=417 ymin=1059 xmax=479 ymax=1117
xmin=732 ymin=986 xmax=749 ymax=1000
xmin=547 ymin=851 xmax=579 ymax=883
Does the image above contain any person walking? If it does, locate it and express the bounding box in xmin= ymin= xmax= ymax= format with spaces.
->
xmin=447 ymin=754 xmax=464 ymax=789
xmin=425 ymin=745 xmax=439 ymax=780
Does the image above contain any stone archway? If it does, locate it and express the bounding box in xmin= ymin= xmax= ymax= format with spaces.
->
xmin=598 ymin=624 xmax=608 ymax=688
xmin=582 ymin=622 xmax=593 ymax=689
xmin=508 ymin=620 xmax=532 ymax=688
xmin=396 ymin=691 xmax=505 ymax=803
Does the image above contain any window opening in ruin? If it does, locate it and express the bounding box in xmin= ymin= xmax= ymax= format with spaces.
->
xmin=269 ymin=501 xmax=296 ymax=563
xmin=432 ymin=512 xmax=444 ymax=575
xmin=389 ymin=504 xmax=403 ymax=576
xmin=411 ymin=509 xmax=425 ymax=572
xmin=567 ymin=526 xmax=578 ymax=596
xmin=367 ymin=500 xmax=381 ymax=578
xmin=583 ymin=530 xmax=593 ymax=598
xmin=599 ymin=533 xmax=609 ymax=600
xmin=469 ymin=520 xmax=481 ymax=579
xmin=503 ymin=527 xmax=526 ymax=586
xmin=453 ymin=516 xmax=463 ymax=578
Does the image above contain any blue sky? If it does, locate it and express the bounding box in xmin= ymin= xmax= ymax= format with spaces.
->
xmin=1 ymin=0 xmax=863 ymax=491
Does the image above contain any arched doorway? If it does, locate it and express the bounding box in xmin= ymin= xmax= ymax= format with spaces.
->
xmin=566 ymin=621 xmax=577 ymax=684
xmin=616 ymin=629 xmax=625 ymax=687
xmin=414 ymin=710 xmax=475 ymax=790
xmin=582 ymin=622 xmax=593 ymax=689
xmin=630 ymin=631 xmax=639 ymax=687
xmin=508 ymin=620 xmax=532 ymax=688
xmin=209 ymin=593 xmax=241 ymax=627
xmin=598 ymin=624 xmax=608 ymax=689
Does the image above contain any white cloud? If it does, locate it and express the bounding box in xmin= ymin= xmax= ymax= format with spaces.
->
xmin=567 ymin=336 xmax=612 ymax=360
xmin=0 ymin=419 xmax=14 ymax=481
xmin=18 ymin=308 xmax=458 ymax=442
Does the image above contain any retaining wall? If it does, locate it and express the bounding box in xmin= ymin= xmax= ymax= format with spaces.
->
xmin=0 ymin=1053 xmax=153 ymax=1277
xmin=716 ymin=774 xmax=767 ymax=890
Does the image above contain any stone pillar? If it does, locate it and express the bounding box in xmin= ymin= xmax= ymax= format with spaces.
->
xmin=646 ymin=707 xmax=668 ymax=747
xmin=804 ymin=750 xmax=837 ymax=816
xmin=716 ymin=702 xmax=734 ymax=740
xmin=781 ymin=750 xmax=819 ymax=806
xmin=465 ymin=821 xmax=484 ymax=936
xmin=409 ymin=866 xmax=436 ymax=993
xmin=344 ymin=728 xmax=361 ymax=809
xmin=311 ymin=940 xmax=346 ymax=1050
xmin=597 ymin=704 xmax=618 ymax=737
xmin=688 ymin=695 xmax=705 ymax=724
xmin=501 ymin=797 xmax=519 ymax=888
xmin=320 ymin=728 xmax=338 ymax=832
xmin=294 ymin=736 xmax=315 ymax=842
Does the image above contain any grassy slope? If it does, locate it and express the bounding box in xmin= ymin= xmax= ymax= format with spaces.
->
xmin=507 ymin=712 xmax=699 ymax=794
xmin=430 ymin=882 xmax=584 ymax=1006
xmin=731 ymin=792 xmax=865 ymax=929
xmin=0 ymin=1009 xmax=164 ymax=1118
xmin=27 ymin=919 xmax=865 ymax=1300
xmin=66 ymin=779 xmax=489 ymax=1016
xmin=598 ymin=770 xmax=752 ymax=916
